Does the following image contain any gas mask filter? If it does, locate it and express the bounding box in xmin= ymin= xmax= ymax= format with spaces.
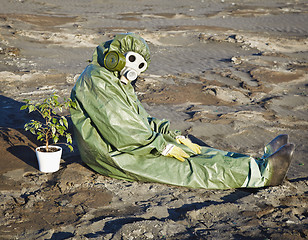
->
xmin=104 ymin=51 xmax=147 ymax=84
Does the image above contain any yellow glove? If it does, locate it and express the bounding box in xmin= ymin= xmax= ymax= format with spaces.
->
xmin=162 ymin=144 xmax=190 ymax=162
xmin=176 ymin=136 xmax=201 ymax=154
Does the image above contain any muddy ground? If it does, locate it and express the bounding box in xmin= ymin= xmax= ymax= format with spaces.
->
xmin=0 ymin=0 xmax=307 ymax=239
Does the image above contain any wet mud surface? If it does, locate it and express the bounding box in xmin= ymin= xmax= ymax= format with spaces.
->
xmin=0 ymin=0 xmax=308 ymax=239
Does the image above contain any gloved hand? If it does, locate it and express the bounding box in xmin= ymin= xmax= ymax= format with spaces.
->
xmin=162 ymin=144 xmax=190 ymax=162
xmin=176 ymin=136 xmax=201 ymax=154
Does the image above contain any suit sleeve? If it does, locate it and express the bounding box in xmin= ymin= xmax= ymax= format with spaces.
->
xmin=74 ymin=68 xmax=168 ymax=154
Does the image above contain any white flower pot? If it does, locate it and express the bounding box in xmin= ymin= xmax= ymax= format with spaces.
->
xmin=35 ymin=146 xmax=62 ymax=173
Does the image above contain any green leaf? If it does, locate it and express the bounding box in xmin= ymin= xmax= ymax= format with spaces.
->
xmin=34 ymin=121 xmax=40 ymax=129
xmin=68 ymin=145 xmax=74 ymax=152
xmin=70 ymin=101 xmax=77 ymax=109
xmin=53 ymin=135 xmax=59 ymax=144
xmin=29 ymin=105 xmax=35 ymax=113
xmin=24 ymin=122 xmax=30 ymax=129
xmin=40 ymin=103 xmax=47 ymax=111
xmin=66 ymin=134 xmax=72 ymax=144
xmin=51 ymin=126 xmax=56 ymax=135
xmin=58 ymin=129 xmax=64 ymax=135
xmin=43 ymin=111 xmax=49 ymax=119
xmin=20 ymin=105 xmax=28 ymax=110
xmin=62 ymin=117 xmax=68 ymax=128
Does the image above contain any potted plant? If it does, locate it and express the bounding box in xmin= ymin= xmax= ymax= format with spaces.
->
xmin=20 ymin=93 xmax=76 ymax=173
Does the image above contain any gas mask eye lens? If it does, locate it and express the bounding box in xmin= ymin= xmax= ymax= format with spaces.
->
xmin=139 ymin=63 xmax=145 ymax=69
xmin=128 ymin=55 xmax=136 ymax=62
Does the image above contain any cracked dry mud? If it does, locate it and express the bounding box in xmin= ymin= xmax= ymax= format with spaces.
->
xmin=0 ymin=0 xmax=308 ymax=239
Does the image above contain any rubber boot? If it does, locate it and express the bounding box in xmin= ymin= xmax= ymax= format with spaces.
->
xmin=265 ymin=134 xmax=289 ymax=156
xmin=267 ymin=143 xmax=295 ymax=186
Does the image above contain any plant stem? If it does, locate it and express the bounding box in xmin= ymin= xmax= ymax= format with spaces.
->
xmin=46 ymin=131 xmax=49 ymax=152
xmin=46 ymin=109 xmax=51 ymax=152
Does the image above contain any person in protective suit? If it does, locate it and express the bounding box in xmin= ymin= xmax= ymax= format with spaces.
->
xmin=70 ymin=33 xmax=295 ymax=189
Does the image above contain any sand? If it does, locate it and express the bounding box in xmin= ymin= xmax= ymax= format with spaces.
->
xmin=0 ymin=0 xmax=307 ymax=239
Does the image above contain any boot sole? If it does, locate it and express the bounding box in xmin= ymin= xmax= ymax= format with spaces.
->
xmin=267 ymin=143 xmax=295 ymax=186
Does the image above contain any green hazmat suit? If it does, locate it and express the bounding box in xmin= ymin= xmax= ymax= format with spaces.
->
xmin=70 ymin=33 xmax=271 ymax=189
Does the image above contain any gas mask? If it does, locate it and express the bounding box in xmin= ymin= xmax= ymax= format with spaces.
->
xmin=104 ymin=51 xmax=147 ymax=84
